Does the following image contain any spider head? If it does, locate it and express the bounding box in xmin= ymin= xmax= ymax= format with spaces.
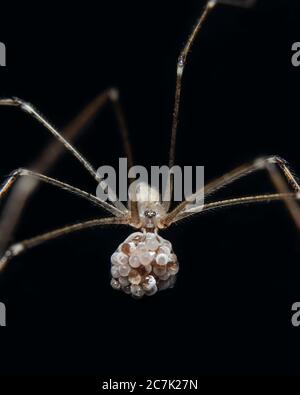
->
xmin=144 ymin=209 xmax=156 ymax=219
xmin=138 ymin=203 xmax=166 ymax=230
xmin=130 ymin=182 xmax=167 ymax=230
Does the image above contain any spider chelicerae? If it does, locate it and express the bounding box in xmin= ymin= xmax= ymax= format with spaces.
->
xmin=0 ymin=0 xmax=300 ymax=298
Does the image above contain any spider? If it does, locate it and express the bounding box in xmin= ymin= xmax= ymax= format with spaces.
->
xmin=0 ymin=0 xmax=300 ymax=298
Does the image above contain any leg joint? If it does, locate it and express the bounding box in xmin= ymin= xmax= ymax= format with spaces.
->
xmin=10 ymin=168 xmax=29 ymax=178
xmin=108 ymin=87 xmax=119 ymax=102
xmin=253 ymin=155 xmax=286 ymax=169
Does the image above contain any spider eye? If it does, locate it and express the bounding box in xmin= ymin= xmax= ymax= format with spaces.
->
xmin=144 ymin=209 xmax=156 ymax=218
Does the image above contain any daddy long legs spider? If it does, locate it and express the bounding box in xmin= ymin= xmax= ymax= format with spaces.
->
xmin=0 ymin=0 xmax=299 ymax=298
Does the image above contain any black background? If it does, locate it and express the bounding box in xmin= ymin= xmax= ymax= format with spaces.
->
xmin=0 ymin=0 xmax=300 ymax=377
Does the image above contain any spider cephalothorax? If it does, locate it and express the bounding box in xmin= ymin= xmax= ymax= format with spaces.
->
xmin=110 ymin=231 xmax=179 ymax=298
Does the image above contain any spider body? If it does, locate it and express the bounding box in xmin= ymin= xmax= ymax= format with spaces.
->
xmin=130 ymin=182 xmax=166 ymax=229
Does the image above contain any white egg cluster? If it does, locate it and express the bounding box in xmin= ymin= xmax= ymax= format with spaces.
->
xmin=110 ymin=232 xmax=179 ymax=298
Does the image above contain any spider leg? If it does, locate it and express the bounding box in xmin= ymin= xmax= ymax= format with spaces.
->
xmin=33 ymin=88 xmax=133 ymax=172
xmin=167 ymin=0 xmax=256 ymax=172
xmin=0 ymin=216 xmax=130 ymax=271
xmin=163 ymin=156 xmax=300 ymax=229
xmin=129 ymin=191 xmax=141 ymax=228
xmin=0 ymin=168 xmax=125 ymax=217
xmin=0 ymin=97 xmax=100 ymax=182
xmin=0 ymin=89 xmax=131 ymax=254
xmin=0 ymin=97 xmax=128 ymax=213
xmin=174 ymin=192 xmax=300 ymax=222
xmin=164 ymin=0 xmax=217 ymax=212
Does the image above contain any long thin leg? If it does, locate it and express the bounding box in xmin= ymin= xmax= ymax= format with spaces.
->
xmin=0 ymin=89 xmax=131 ymax=253
xmin=0 ymin=97 xmax=100 ymax=182
xmin=0 ymin=168 xmax=125 ymax=217
xmin=108 ymin=90 xmax=134 ymax=169
xmin=168 ymin=0 xmax=257 ymax=169
xmin=34 ymin=88 xmax=133 ymax=172
xmin=164 ymin=156 xmax=300 ymax=228
xmin=0 ymin=97 xmax=128 ymax=214
xmin=0 ymin=216 xmax=130 ymax=271
xmin=173 ymin=192 xmax=300 ymax=222
xmin=128 ymin=0 xmax=215 ymax=219
xmin=129 ymin=190 xmax=141 ymax=228
xmin=164 ymin=0 xmax=217 ymax=212
xmin=169 ymin=0 xmax=216 ymax=169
